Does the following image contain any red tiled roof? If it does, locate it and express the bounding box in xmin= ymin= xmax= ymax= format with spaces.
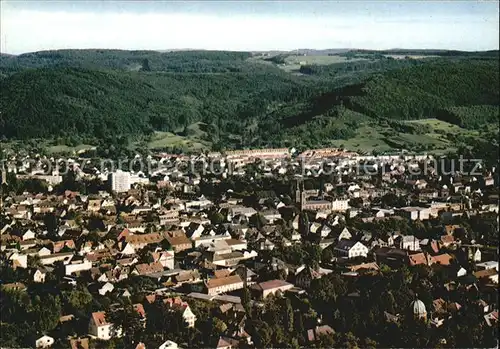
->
xmin=91 ymin=311 xmax=109 ymax=327
xmin=430 ymin=253 xmax=453 ymax=266
xmin=134 ymin=262 xmax=164 ymax=275
xmin=256 ymin=279 xmax=293 ymax=291
xmin=409 ymin=252 xmax=428 ymax=266
xmin=133 ymin=303 xmax=146 ymax=318
xmin=206 ymin=274 xmax=242 ymax=289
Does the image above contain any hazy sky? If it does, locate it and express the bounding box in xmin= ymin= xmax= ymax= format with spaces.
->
xmin=1 ymin=1 xmax=499 ymax=54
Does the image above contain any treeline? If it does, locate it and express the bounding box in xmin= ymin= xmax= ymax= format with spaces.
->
xmin=0 ymin=49 xmax=253 ymax=74
xmin=348 ymin=59 xmax=499 ymax=120
xmin=345 ymin=49 xmax=500 ymax=58
xmin=436 ymin=105 xmax=499 ymax=129
xmin=1 ymin=54 xmax=498 ymax=150
xmin=298 ymin=57 xmax=424 ymax=76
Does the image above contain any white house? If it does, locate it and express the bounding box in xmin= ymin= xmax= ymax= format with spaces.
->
xmin=332 ymin=199 xmax=350 ymax=212
xmin=33 ymin=269 xmax=47 ymax=283
xmin=9 ymin=253 xmax=28 ymax=269
xmin=22 ymin=229 xmax=36 ymax=241
xmin=334 ymin=240 xmax=369 ymax=259
xmin=159 ymin=340 xmax=179 ymax=349
xmin=65 ymin=259 xmax=92 ymax=275
xmin=205 ymin=275 xmax=244 ymax=296
xmin=34 ymin=247 xmax=51 ymax=258
xmin=35 ymin=335 xmax=54 ymax=348
xmin=472 ymin=249 xmax=482 ymax=262
xmin=397 ymin=235 xmax=420 ymax=251
xmin=89 ymin=311 xmax=122 ymax=340
xmin=98 ymin=282 xmax=114 ymax=296
xmin=476 ymin=261 xmax=499 ymax=272
xmin=338 ymin=227 xmax=352 ymax=240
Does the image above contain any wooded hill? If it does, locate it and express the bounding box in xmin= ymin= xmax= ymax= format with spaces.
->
xmin=0 ymin=49 xmax=498 ymax=151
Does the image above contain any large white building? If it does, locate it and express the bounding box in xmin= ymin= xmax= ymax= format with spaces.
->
xmin=109 ymin=170 xmax=131 ymax=193
xmin=331 ymin=199 xmax=350 ymax=212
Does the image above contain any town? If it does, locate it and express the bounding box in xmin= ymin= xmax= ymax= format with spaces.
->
xmin=0 ymin=146 xmax=498 ymax=349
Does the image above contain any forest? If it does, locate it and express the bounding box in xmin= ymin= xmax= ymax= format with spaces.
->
xmin=0 ymin=49 xmax=498 ymax=151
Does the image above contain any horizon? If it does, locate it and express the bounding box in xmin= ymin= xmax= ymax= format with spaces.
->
xmin=1 ymin=0 xmax=499 ymax=55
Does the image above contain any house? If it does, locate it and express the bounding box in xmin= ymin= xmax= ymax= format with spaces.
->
xmin=159 ymin=340 xmax=179 ymax=349
xmin=124 ymin=232 xmax=164 ymax=250
xmin=408 ymin=252 xmax=429 ymax=266
xmin=133 ymin=303 xmax=147 ymax=326
xmin=98 ymin=282 xmax=114 ymax=295
xmin=205 ymin=274 xmax=244 ymax=296
xmin=35 ymin=335 xmax=55 ymax=348
xmin=151 ymin=251 xmax=175 ymax=270
xmin=9 ymin=253 xmax=28 ymax=269
xmin=440 ymin=235 xmax=456 ymax=247
xmin=429 ymin=253 xmax=453 ymax=266
xmin=89 ymin=311 xmax=122 ymax=340
xmin=251 ymin=279 xmax=294 ymax=299
xmin=216 ymin=337 xmax=238 ymax=349
xmin=65 ymin=258 xmax=93 ymax=275
xmin=395 ymin=235 xmax=420 ymax=251
xmin=349 ymin=262 xmax=379 ymax=274
xmin=21 ymin=229 xmax=36 ymax=241
xmin=33 ymin=268 xmax=47 ymax=283
xmin=1 ymin=282 xmax=27 ymax=292
xmin=476 ymin=261 xmax=498 ymax=272
xmin=484 ymin=311 xmax=498 ymax=327
xmin=306 ymin=325 xmax=334 ymax=343
xmin=165 ymin=233 xmax=192 ymax=252
xmin=373 ymin=247 xmax=408 ymax=267
xmin=472 ymin=249 xmax=482 ymax=262
xmin=132 ymin=262 xmax=164 ymax=276
xmin=163 ymin=297 xmax=197 ymax=327
xmin=334 ymin=240 xmax=368 ymax=259
xmin=397 ymin=207 xmax=431 ymax=221
xmin=338 ymin=227 xmax=352 ymax=240
xmin=295 ymin=267 xmax=323 ymax=288
xmin=474 ymin=269 xmax=498 ymax=284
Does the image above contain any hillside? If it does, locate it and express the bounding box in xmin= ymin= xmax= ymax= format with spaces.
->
xmin=0 ymin=49 xmax=498 ymax=153
xmin=0 ymin=66 xmax=324 ymax=141
xmin=0 ymin=50 xmax=261 ymax=74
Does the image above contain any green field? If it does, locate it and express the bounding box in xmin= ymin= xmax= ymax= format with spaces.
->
xmin=46 ymin=144 xmax=96 ymax=154
xmin=326 ymin=118 xmax=482 ymax=155
xmin=147 ymin=122 xmax=211 ymax=151
xmin=250 ymin=54 xmax=369 ymax=73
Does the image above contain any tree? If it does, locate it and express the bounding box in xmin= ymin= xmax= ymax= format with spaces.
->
xmin=141 ymin=58 xmax=151 ymax=72
xmin=284 ymin=298 xmax=294 ymax=333
xmin=63 ymin=285 xmax=93 ymax=313
xmin=249 ymin=213 xmax=267 ymax=229
xmin=108 ymin=305 xmax=144 ymax=347
xmin=210 ymin=211 xmax=225 ymax=225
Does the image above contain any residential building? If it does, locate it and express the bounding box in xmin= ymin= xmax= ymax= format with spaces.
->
xmin=334 ymin=240 xmax=369 ymax=259
xmin=163 ymin=297 xmax=197 ymax=328
xmin=205 ymin=275 xmax=244 ymax=296
xmin=89 ymin=311 xmax=122 ymax=340
xmin=251 ymin=279 xmax=294 ymax=299
xmin=109 ymin=170 xmax=131 ymax=193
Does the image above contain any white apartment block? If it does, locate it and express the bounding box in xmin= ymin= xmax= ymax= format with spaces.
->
xmin=109 ymin=170 xmax=131 ymax=193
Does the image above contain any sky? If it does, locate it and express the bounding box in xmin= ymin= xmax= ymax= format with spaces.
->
xmin=1 ymin=0 xmax=499 ymax=54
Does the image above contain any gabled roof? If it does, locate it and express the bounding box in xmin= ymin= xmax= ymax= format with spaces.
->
xmin=91 ymin=311 xmax=109 ymax=327
xmin=408 ymin=252 xmax=428 ymax=266
xmin=134 ymin=262 xmax=164 ymax=275
xmin=206 ymin=274 xmax=243 ymax=289
xmin=133 ymin=303 xmax=146 ymax=318
xmin=430 ymin=253 xmax=453 ymax=266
